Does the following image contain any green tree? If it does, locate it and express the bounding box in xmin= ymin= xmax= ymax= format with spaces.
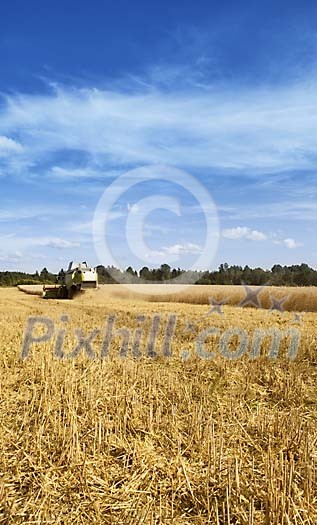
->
xmin=40 ymin=268 xmax=49 ymax=282
xmin=160 ymin=264 xmax=171 ymax=281
xmin=140 ymin=266 xmax=151 ymax=281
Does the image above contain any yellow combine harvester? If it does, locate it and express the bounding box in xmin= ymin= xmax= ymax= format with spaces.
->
xmin=43 ymin=261 xmax=98 ymax=299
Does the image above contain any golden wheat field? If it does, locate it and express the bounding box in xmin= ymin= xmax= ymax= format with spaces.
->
xmin=1 ymin=284 xmax=317 ymax=524
xmin=17 ymin=283 xmax=317 ymax=312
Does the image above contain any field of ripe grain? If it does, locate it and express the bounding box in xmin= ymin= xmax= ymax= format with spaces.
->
xmin=99 ymin=283 xmax=317 ymax=312
xmin=1 ymin=286 xmax=317 ymax=523
xmin=18 ymin=283 xmax=317 ymax=312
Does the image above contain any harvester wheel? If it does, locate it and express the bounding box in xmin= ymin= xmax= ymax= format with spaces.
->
xmin=58 ymin=286 xmax=68 ymax=299
xmin=68 ymin=285 xmax=77 ymax=299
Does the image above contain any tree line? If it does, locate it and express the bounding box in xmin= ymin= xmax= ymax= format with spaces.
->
xmin=0 ymin=268 xmax=56 ymax=287
xmin=96 ymin=262 xmax=317 ymax=287
xmin=0 ymin=262 xmax=317 ymax=287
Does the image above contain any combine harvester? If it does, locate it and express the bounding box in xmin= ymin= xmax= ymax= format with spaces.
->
xmin=43 ymin=261 xmax=98 ymax=299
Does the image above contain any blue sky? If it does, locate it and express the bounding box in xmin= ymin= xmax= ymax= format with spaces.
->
xmin=0 ymin=0 xmax=316 ymax=272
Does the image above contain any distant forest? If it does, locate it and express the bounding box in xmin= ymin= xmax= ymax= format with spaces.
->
xmin=1 ymin=263 xmax=317 ymax=287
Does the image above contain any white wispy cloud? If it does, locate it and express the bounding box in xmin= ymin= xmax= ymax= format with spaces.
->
xmin=0 ymin=251 xmax=23 ymax=263
xmin=35 ymin=237 xmax=80 ymax=249
xmin=146 ymin=242 xmax=203 ymax=259
xmin=49 ymin=166 xmax=119 ymax=180
xmin=1 ymin=235 xmax=80 ymax=251
xmin=0 ymin=73 xmax=313 ymax=269
xmin=0 ymin=206 xmax=53 ymax=222
xmin=281 ymin=238 xmax=302 ymax=249
xmin=68 ymin=221 xmax=93 ymax=234
xmin=1 ymin=77 xmax=317 ymax=176
xmin=222 ymin=226 xmax=267 ymax=241
xmin=222 ymin=226 xmax=304 ymax=250
xmin=143 ymin=223 xmax=173 ymax=237
xmin=0 ymin=136 xmax=23 ymax=156
xmin=222 ymin=200 xmax=317 ymax=222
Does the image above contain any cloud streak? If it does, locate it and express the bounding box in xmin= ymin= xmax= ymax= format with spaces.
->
xmin=1 ymin=76 xmax=317 ymax=178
